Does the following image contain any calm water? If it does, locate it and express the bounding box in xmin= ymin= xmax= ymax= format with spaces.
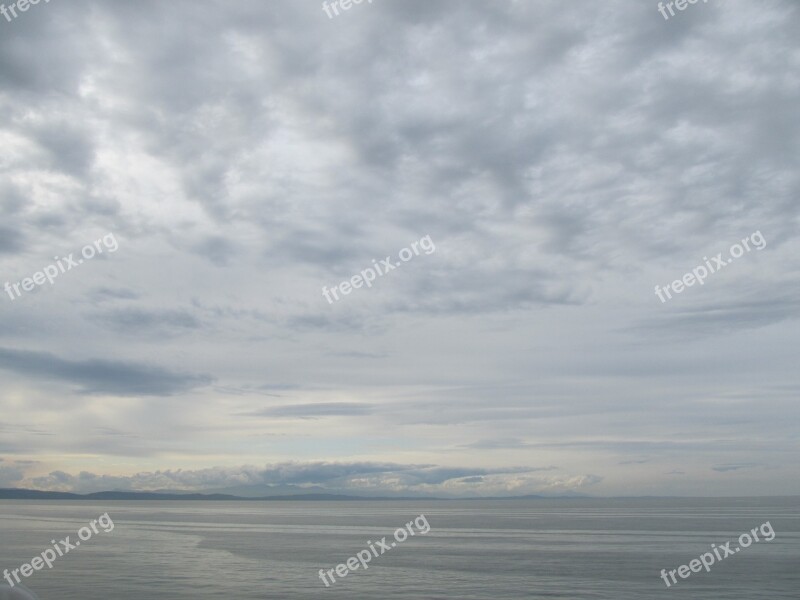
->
xmin=0 ymin=498 xmax=798 ymax=599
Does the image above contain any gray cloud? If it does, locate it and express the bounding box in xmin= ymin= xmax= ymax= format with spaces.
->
xmin=0 ymin=227 xmax=24 ymax=256
xmin=90 ymin=308 xmax=203 ymax=336
xmin=712 ymin=463 xmax=763 ymax=473
xmin=191 ymin=236 xmax=240 ymax=267
xmin=89 ymin=287 xmax=142 ymax=303
xmin=0 ymin=459 xmax=26 ymax=487
xmin=245 ymin=402 xmax=374 ymax=419
xmin=0 ymin=348 xmax=212 ymax=396
xmin=23 ymin=461 xmax=584 ymax=497
xmin=633 ymin=282 xmax=800 ymax=339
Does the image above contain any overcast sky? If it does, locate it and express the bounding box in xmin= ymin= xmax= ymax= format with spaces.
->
xmin=0 ymin=0 xmax=798 ymax=498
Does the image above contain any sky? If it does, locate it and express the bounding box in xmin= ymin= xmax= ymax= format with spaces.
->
xmin=0 ymin=0 xmax=798 ymax=498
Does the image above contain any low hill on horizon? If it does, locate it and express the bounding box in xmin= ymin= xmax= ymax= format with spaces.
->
xmin=0 ymin=487 xmax=589 ymax=501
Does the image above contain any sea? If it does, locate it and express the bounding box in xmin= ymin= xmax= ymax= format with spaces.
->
xmin=0 ymin=497 xmax=798 ymax=599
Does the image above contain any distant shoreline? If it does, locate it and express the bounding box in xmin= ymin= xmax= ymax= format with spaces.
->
xmin=1 ymin=488 xmax=797 ymax=501
xmin=0 ymin=488 xmax=558 ymax=501
xmin=0 ymin=488 xmax=426 ymax=502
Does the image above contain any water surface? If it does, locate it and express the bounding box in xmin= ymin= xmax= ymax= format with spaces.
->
xmin=1 ymin=497 xmax=798 ymax=599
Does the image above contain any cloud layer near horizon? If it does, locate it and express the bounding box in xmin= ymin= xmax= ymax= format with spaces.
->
xmin=13 ymin=461 xmax=582 ymax=498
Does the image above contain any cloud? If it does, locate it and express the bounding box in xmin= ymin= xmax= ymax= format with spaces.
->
xmin=89 ymin=287 xmax=142 ymax=302
xmin=0 ymin=348 xmax=212 ymax=396
xmin=90 ymin=308 xmax=203 ymax=336
xmin=459 ymin=476 xmax=485 ymax=483
xmin=244 ymin=402 xmax=374 ymax=419
xmin=191 ymin=235 xmax=240 ymax=266
xmin=22 ymin=461 xmax=583 ymax=497
xmin=0 ymin=459 xmax=26 ymax=487
xmin=633 ymin=283 xmax=800 ymax=339
xmin=461 ymin=438 xmax=533 ymax=450
xmin=0 ymin=225 xmax=25 ymax=255
xmin=712 ymin=463 xmax=762 ymax=473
